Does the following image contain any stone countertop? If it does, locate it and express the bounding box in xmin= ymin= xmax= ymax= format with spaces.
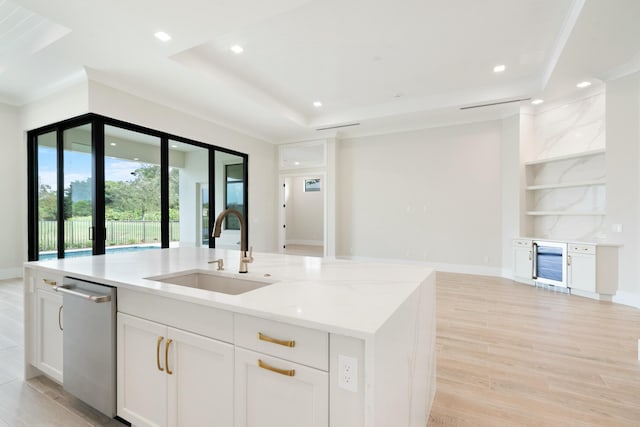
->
xmin=515 ymin=237 xmax=622 ymax=247
xmin=24 ymin=247 xmax=433 ymax=339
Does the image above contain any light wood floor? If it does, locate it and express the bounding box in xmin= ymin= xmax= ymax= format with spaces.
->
xmin=2 ymin=274 xmax=639 ymax=426
xmin=428 ymin=272 xmax=640 ymax=426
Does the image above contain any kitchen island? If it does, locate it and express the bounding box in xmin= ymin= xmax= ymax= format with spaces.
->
xmin=23 ymin=247 xmax=436 ymax=427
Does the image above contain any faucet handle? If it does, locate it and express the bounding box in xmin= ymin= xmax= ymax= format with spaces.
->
xmin=244 ymin=246 xmax=254 ymax=263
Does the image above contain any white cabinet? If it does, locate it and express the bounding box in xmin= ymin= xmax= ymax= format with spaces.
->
xmin=568 ymin=245 xmax=596 ymax=292
xmin=235 ymin=347 xmax=328 ymax=427
xmin=34 ymin=288 xmax=63 ymax=383
xmin=567 ymin=244 xmax=619 ymax=295
xmin=234 ymin=314 xmax=329 ymax=427
xmin=117 ymin=313 xmax=233 ymax=427
xmin=513 ymin=239 xmax=533 ymax=280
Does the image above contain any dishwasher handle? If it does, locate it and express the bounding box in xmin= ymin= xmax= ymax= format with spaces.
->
xmin=53 ymin=285 xmax=112 ymax=303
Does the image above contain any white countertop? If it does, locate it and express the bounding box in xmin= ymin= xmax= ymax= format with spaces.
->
xmin=25 ymin=247 xmax=434 ymax=338
xmin=515 ymin=237 xmax=622 ymax=247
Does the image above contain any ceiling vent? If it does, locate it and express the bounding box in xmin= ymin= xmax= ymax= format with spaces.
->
xmin=316 ymin=123 xmax=361 ymax=131
xmin=460 ymin=98 xmax=531 ymax=110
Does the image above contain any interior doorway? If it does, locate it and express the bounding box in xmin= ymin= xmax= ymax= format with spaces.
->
xmin=280 ymin=173 xmax=325 ymax=257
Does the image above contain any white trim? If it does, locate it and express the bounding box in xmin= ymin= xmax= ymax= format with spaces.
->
xmin=569 ymin=288 xmax=613 ymax=302
xmin=286 ymin=240 xmax=323 ymax=247
xmin=540 ymin=0 xmax=586 ymax=88
xmin=341 ymin=256 xmax=503 ymax=278
xmin=0 ymin=267 xmax=22 ymax=280
xmin=612 ymin=291 xmax=640 ymax=309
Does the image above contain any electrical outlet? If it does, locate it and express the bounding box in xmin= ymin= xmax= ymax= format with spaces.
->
xmin=338 ymin=354 xmax=358 ymax=392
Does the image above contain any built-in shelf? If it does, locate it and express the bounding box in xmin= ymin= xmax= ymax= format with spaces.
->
xmin=526 ymin=179 xmax=606 ymax=191
xmin=526 ymin=211 xmax=606 ymax=216
xmin=524 ymin=148 xmax=606 ymax=166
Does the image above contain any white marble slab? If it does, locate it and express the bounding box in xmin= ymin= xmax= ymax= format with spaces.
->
xmin=24 ymin=248 xmax=434 ymax=338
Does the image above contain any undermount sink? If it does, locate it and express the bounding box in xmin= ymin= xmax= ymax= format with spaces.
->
xmin=147 ymin=270 xmax=274 ymax=295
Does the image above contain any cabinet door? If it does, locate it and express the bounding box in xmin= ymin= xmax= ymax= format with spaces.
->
xmin=513 ymin=246 xmax=533 ymax=279
xmin=235 ymin=348 xmax=328 ymax=427
xmin=35 ymin=289 xmax=63 ymax=382
xmin=167 ymin=327 xmax=234 ymax=427
xmin=569 ymin=253 xmax=596 ymax=292
xmin=117 ymin=313 xmax=167 ymax=427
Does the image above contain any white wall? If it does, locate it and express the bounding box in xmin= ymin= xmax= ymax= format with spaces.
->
xmin=0 ymin=103 xmax=24 ymax=278
xmin=337 ymin=121 xmax=503 ymax=274
xmin=87 ymin=81 xmax=278 ymax=252
xmin=500 ymin=114 xmax=521 ymax=275
xmin=285 ymin=176 xmax=323 ymax=245
xmin=20 ymin=81 xmax=89 ymax=131
xmin=605 ymin=71 xmax=640 ymax=306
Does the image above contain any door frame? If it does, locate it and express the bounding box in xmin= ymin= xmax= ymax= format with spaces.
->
xmin=278 ymin=171 xmax=328 ymax=256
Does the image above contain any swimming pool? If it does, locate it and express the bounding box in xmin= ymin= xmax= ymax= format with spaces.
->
xmin=39 ymin=245 xmax=161 ymax=260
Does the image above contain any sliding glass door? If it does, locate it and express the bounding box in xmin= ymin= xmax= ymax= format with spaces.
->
xmin=27 ymin=113 xmax=249 ymax=261
xmin=104 ymin=125 xmax=162 ymax=251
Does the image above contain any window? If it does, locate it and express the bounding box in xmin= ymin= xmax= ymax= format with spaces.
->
xmin=27 ymin=113 xmax=248 ymax=260
xmin=225 ymin=163 xmax=245 ymax=230
xmin=304 ymin=178 xmax=321 ymax=192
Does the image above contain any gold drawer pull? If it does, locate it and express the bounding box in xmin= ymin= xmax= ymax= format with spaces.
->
xmin=258 ymin=332 xmax=295 ymax=348
xmin=258 ymin=359 xmax=295 ymax=377
xmin=165 ymin=339 xmax=173 ymax=375
xmin=157 ymin=336 xmax=164 ymax=372
xmin=43 ymin=279 xmax=57 ymax=286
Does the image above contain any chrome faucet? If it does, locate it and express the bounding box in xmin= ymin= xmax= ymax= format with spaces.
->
xmin=212 ymin=209 xmax=253 ymax=273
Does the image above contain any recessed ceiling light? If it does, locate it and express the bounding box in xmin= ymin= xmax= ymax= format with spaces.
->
xmin=313 ymin=101 xmax=323 ymax=108
xmin=109 ymin=142 xmax=117 ymax=146
xmin=531 ymin=99 xmax=544 ymax=105
xmin=230 ymin=45 xmax=244 ymax=54
xmin=576 ymin=81 xmax=591 ymax=88
xmin=493 ymin=64 xmax=506 ymax=73
xmin=133 ymin=158 xmax=139 ymax=161
xmin=171 ymin=144 xmax=177 ymax=148
xmin=294 ymin=161 xmax=300 ymax=166
xmin=154 ymin=31 xmax=172 ymax=42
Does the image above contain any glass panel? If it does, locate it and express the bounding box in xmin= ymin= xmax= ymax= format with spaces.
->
xmin=215 ymin=151 xmax=245 ymax=249
xmin=168 ymin=140 xmax=209 ymax=247
xmin=37 ymin=131 xmax=58 ymax=260
xmin=225 ymin=163 xmax=244 ymax=230
xmin=63 ymin=124 xmax=93 ymax=257
xmin=104 ymin=125 xmax=161 ymax=253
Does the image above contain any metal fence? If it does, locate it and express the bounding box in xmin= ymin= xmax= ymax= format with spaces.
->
xmin=39 ymin=220 xmax=180 ymax=251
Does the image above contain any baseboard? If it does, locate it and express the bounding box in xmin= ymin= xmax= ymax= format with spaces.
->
xmin=0 ymin=267 xmax=22 ymax=280
xmin=612 ymin=291 xmax=640 ymax=309
xmin=338 ymin=256 xmax=503 ymax=277
xmin=286 ymin=240 xmax=323 ymax=247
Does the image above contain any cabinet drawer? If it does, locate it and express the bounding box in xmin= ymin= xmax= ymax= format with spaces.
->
xmin=513 ymin=239 xmax=532 ymax=248
xmin=234 ymin=314 xmax=328 ymax=371
xmin=568 ymin=244 xmax=595 ymax=254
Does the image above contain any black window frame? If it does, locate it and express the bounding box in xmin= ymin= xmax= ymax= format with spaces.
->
xmin=27 ymin=113 xmax=249 ymax=261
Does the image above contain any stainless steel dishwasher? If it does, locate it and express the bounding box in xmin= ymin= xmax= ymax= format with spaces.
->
xmin=54 ymin=277 xmax=117 ymax=418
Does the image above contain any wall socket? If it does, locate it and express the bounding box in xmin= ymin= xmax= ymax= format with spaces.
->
xmin=338 ymin=354 xmax=358 ymax=392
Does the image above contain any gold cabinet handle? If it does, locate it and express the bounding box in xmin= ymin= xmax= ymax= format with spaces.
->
xmin=157 ymin=336 xmax=164 ymax=372
xmin=165 ymin=339 xmax=173 ymax=375
xmin=258 ymin=359 xmax=295 ymax=377
xmin=43 ymin=279 xmax=57 ymax=287
xmin=58 ymin=305 xmax=63 ymax=331
xmin=258 ymin=332 xmax=295 ymax=348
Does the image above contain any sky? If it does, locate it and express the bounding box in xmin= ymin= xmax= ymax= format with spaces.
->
xmin=38 ymin=146 xmax=145 ymax=189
